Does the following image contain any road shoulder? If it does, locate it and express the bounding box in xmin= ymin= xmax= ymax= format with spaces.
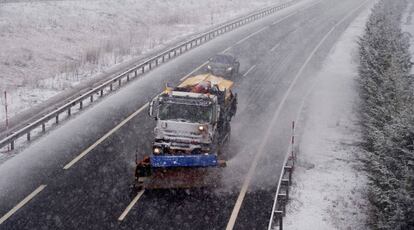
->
xmin=283 ymin=5 xmax=372 ymax=230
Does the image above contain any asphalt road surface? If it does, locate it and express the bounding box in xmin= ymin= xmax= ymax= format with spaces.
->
xmin=0 ymin=0 xmax=370 ymax=229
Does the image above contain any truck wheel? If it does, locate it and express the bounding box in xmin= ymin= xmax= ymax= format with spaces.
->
xmin=227 ymin=125 xmax=231 ymax=142
xmin=234 ymin=63 xmax=240 ymax=78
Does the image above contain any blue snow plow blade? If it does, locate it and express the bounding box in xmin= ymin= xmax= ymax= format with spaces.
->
xmin=150 ymin=155 xmax=218 ymax=167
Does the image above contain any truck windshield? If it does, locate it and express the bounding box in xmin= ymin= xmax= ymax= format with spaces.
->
xmin=158 ymin=103 xmax=212 ymax=123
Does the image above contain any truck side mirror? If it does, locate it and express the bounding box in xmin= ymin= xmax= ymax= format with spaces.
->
xmin=214 ymin=106 xmax=220 ymax=124
xmin=148 ymin=98 xmax=158 ymax=119
xmin=149 ymin=100 xmax=154 ymax=117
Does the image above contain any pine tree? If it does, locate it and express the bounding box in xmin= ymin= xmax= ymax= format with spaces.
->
xmin=358 ymin=0 xmax=414 ymax=229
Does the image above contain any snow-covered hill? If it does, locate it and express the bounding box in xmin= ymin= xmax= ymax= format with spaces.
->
xmin=0 ymin=0 xmax=282 ymax=122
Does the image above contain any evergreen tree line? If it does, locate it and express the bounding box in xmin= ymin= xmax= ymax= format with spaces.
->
xmin=358 ymin=0 xmax=414 ymax=229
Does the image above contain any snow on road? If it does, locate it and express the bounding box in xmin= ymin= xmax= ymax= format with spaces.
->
xmin=0 ymin=0 xmax=284 ymax=122
xmin=283 ymin=5 xmax=372 ymax=230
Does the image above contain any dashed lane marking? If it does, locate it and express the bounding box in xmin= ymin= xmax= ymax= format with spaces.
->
xmin=271 ymin=11 xmax=298 ymax=25
xmin=243 ymin=65 xmax=257 ymax=77
xmin=0 ymin=185 xmax=47 ymax=225
xmin=270 ymin=43 xmax=280 ymax=52
xmin=117 ymin=190 xmax=145 ymax=222
xmin=180 ymin=61 xmax=209 ymax=81
xmin=236 ymin=26 xmax=268 ymax=45
xmin=221 ymin=46 xmax=233 ymax=54
xmin=63 ymin=103 xmax=149 ymax=170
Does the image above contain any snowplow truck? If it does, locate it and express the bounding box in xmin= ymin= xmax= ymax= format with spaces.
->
xmin=134 ymin=73 xmax=237 ymax=189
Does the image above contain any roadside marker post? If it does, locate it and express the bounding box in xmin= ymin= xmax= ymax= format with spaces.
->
xmin=4 ymin=91 xmax=9 ymax=152
xmin=291 ymin=121 xmax=295 ymax=165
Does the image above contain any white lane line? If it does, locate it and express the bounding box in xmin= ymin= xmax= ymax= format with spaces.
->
xmin=270 ymin=0 xmax=323 ymax=26
xmin=226 ymin=1 xmax=370 ymax=229
xmin=118 ymin=190 xmax=145 ymax=221
xmin=271 ymin=11 xmax=298 ymax=25
xmin=243 ymin=65 xmax=256 ymax=77
xmin=0 ymin=185 xmax=47 ymax=225
xmin=63 ymin=103 xmax=149 ymax=170
xmin=180 ymin=60 xmax=209 ymax=81
xmin=270 ymin=43 xmax=280 ymax=52
xmin=236 ymin=26 xmax=268 ymax=45
xmin=221 ymin=46 xmax=233 ymax=54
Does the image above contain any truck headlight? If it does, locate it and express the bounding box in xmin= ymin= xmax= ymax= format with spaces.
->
xmin=198 ymin=125 xmax=207 ymax=132
xmin=207 ymin=65 xmax=212 ymax=70
xmin=153 ymin=147 xmax=162 ymax=154
xmin=226 ymin=67 xmax=233 ymax=72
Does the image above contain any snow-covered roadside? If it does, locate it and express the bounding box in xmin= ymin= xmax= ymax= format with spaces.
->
xmin=0 ymin=0 xmax=284 ymax=122
xmin=283 ymin=6 xmax=372 ymax=230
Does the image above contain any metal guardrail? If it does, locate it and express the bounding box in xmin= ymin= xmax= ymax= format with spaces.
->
xmin=268 ymin=121 xmax=297 ymax=230
xmin=0 ymin=0 xmax=298 ymax=151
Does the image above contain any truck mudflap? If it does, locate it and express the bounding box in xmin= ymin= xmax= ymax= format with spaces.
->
xmin=150 ymin=154 xmax=224 ymax=168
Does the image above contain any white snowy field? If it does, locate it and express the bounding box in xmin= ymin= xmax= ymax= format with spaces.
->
xmin=0 ymin=0 xmax=283 ymax=122
xmin=283 ymin=5 xmax=372 ymax=230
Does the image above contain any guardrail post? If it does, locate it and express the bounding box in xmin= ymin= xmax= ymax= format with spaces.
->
xmin=27 ymin=131 xmax=31 ymax=141
xmin=10 ymin=140 xmax=14 ymax=150
xmin=141 ymin=65 xmax=145 ymax=73
xmin=155 ymin=58 xmax=158 ymax=66
xmin=56 ymin=114 xmax=59 ymax=124
xmin=284 ymin=165 xmax=293 ymax=185
xmin=277 ymin=211 xmax=284 ymax=230
xmin=149 ymin=62 xmax=152 ymax=70
xmin=118 ymin=79 xmax=122 ymax=87
xmin=79 ymin=101 xmax=83 ymax=110
xmin=90 ymin=95 xmax=94 ymax=102
xmin=42 ymin=123 xmax=46 ymax=132
xmin=286 ymin=186 xmax=290 ymax=201
xmin=278 ymin=193 xmax=287 ymax=216
xmin=100 ymin=89 xmax=103 ymax=96
xmin=67 ymin=107 xmax=71 ymax=116
xmin=162 ymin=55 xmax=165 ymax=62
xmin=110 ymin=83 xmax=113 ymax=91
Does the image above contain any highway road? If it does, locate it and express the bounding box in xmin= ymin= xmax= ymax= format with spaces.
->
xmin=0 ymin=0 xmax=370 ymax=229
